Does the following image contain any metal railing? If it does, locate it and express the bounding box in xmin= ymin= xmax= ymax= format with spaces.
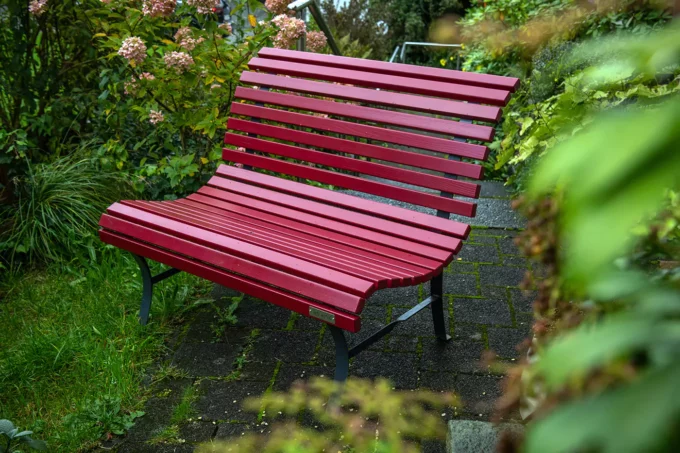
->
xmin=390 ymin=42 xmax=462 ymax=69
xmin=287 ymin=0 xmax=342 ymax=56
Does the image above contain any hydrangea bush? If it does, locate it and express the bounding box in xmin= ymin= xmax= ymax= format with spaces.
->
xmin=4 ymin=0 xmax=329 ymax=201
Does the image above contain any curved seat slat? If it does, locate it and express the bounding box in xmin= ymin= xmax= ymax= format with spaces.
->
xmin=99 ymin=231 xmax=362 ymax=332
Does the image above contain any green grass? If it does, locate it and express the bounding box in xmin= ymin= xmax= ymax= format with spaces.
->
xmin=0 ymin=247 xmax=211 ymax=452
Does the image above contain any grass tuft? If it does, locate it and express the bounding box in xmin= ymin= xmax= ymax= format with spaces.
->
xmin=0 ymin=248 xmax=210 ymax=452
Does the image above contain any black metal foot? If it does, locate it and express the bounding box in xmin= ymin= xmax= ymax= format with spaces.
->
xmin=132 ymin=254 xmax=153 ymax=326
xmin=329 ymin=326 xmax=350 ymax=382
xmin=131 ymin=254 xmax=182 ymax=326
xmin=431 ymin=273 xmax=452 ymax=341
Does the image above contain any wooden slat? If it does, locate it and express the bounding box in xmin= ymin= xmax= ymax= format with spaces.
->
xmin=172 ymin=198 xmax=434 ymax=284
xmin=224 ymin=132 xmax=480 ymax=198
xmin=198 ymin=182 xmax=458 ymax=260
xmin=257 ymin=47 xmax=520 ymax=92
xmin=236 ymin=87 xmax=494 ymax=142
xmin=228 ymin=118 xmax=483 ymax=180
xmin=240 ymin=72 xmax=501 ymax=122
xmin=124 ymin=200 xmax=410 ymax=288
xmin=100 ymin=214 xmax=368 ymax=314
xmin=230 ymin=103 xmax=488 ymax=160
xmin=99 ymin=231 xmax=362 ymax=331
xmin=103 ymin=203 xmax=376 ymax=299
xmin=215 ymin=164 xmax=471 ymax=239
xmin=248 ymin=57 xmax=511 ymax=106
xmin=185 ymin=193 xmax=446 ymax=271
xmin=221 ymin=148 xmax=477 ymax=217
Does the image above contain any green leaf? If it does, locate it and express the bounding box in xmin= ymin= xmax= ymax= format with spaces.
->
xmin=0 ymin=420 xmax=15 ymax=435
xmin=534 ymin=314 xmax=680 ymax=390
xmin=24 ymin=437 xmax=48 ymax=451
xmin=526 ymin=361 xmax=680 ymax=453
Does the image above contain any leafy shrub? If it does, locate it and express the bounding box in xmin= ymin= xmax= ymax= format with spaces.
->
xmin=494 ymin=22 xmax=680 ymax=453
xmin=199 ymin=377 xmax=458 ymax=452
xmin=0 ymin=155 xmax=135 ymax=265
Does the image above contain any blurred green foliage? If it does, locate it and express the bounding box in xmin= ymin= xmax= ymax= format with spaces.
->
xmin=513 ymin=22 xmax=680 ymax=453
xmin=199 ymin=377 xmax=458 ymax=452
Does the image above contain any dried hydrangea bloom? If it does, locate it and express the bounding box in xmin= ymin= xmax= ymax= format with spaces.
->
xmin=271 ymin=14 xmax=306 ymax=49
xmin=29 ymin=0 xmax=48 ymax=17
xmin=118 ymin=37 xmax=148 ymax=64
xmin=174 ymin=26 xmax=204 ymax=51
xmin=149 ymin=110 xmax=165 ymax=124
xmin=142 ymin=0 xmax=176 ymax=17
xmin=210 ymin=84 xmax=222 ymax=90
xmin=305 ymin=31 xmax=327 ymax=53
xmin=124 ymin=80 xmax=139 ymax=96
xmin=218 ymin=22 xmax=232 ymax=34
xmin=186 ymin=0 xmax=214 ymax=14
xmin=164 ymin=51 xmax=195 ymax=73
xmin=264 ymin=0 xmax=290 ymax=15
xmin=123 ymin=72 xmax=154 ymax=96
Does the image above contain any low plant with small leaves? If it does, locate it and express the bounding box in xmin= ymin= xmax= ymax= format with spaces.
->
xmin=0 ymin=420 xmax=46 ymax=452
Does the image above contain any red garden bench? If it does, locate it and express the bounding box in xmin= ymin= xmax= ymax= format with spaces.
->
xmin=99 ymin=48 xmax=519 ymax=382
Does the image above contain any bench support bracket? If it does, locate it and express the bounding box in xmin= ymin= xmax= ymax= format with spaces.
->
xmin=329 ymin=279 xmax=450 ymax=381
xmin=132 ymin=254 xmax=182 ymax=325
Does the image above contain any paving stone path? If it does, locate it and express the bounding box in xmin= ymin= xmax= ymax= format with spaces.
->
xmin=107 ymin=181 xmax=537 ymax=453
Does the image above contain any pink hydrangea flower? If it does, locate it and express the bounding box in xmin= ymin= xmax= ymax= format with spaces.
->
xmin=118 ymin=37 xmax=147 ymax=64
xmin=305 ymin=31 xmax=327 ymax=53
xmin=29 ymin=0 xmax=48 ymax=17
xmin=219 ymin=23 xmax=232 ymax=34
xmin=186 ymin=0 xmax=214 ymax=14
xmin=164 ymin=51 xmax=194 ymax=73
xmin=174 ymin=27 xmax=204 ymax=51
xmin=149 ymin=110 xmax=164 ymax=124
xmin=264 ymin=0 xmax=289 ymax=15
xmin=271 ymin=14 xmax=306 ymax=49
xmin=142 ymin=0 xmax=176 ymax=17
xmin=139 ymin=72 xmax=155 ymax=81
xmin=236 ymin=147 xmax=246 ymax=152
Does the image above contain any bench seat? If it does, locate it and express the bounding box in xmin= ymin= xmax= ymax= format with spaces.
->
xmin=99 ymin=163 xmax=468 ymax=333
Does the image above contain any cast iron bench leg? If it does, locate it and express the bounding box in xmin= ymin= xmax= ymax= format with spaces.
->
xmin=431 ymin=273 xmax=452 ymax=341
xmin=131 ymin=254 xmax=182 ymax=326
xmin=329 ymin=325 xmax=350 ymax=382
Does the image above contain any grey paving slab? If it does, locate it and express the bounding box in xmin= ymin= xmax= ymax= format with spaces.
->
xmin=447 ymin=420 xmax=524 ymax=453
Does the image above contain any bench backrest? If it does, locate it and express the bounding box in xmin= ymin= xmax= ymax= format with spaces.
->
xmin=223 ymin=48 xmax=518 ymax=235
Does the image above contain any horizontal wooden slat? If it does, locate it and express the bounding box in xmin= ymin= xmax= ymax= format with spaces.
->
xmin=203 ymin=176 xmax=461 ymax=256
xmin=236 ymin=87 xmax=494 ymax=142
xmin=172 ymin=198 xmax=434 ymax=283
xmin=224 ymin=132 xmax=480 ymax=198
xmin=99 ymin=231 xmax=362 ymax=331
xmin=215 ymin=164 xmax=471 ymax=239
xmin=230 ymin=103 xmax=488 ymax=160
xmin=248 ymin=57 xmax=511 ymax=106
xmin=221 ymin=148 xmax=477 ymax=217
xmin=228 ymin=118 xmax=483 ymax=180
xmin=185 ymin=192 xmax=445 ymax=271
xmin=257 ymin=47 xmax=520 ymax=92
xmin=104 ymin=203 xmax=375 ymax=300
xmin=240 ymin=72 xmax=501 ymax=122
xmin=125 ymin=199 xmax=409 ymax=288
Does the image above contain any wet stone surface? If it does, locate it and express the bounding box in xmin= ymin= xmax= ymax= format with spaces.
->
xmin=103 ymin=190 xmax=538 ymax=452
